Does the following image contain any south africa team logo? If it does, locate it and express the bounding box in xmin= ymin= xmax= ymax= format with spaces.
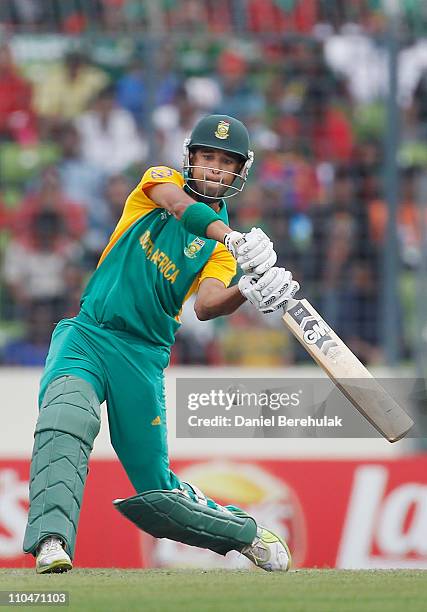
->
xmin=215 ymin=120 xmax=230 ymax=139
xmin=184 ymin=237 xmax=205 ymax=258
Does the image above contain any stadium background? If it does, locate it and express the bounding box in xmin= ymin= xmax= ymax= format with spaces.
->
xmin=1 ymin=0 xmax=427 ymax=570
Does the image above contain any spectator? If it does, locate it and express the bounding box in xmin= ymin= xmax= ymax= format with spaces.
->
xmin=257 ymin=147 xmax=320 ymax=213
xmin=309 ymin=167 xmax=371 ymax=326
xmin=2 ymin=300 xmax=57 ymax=366
xmin=55 ymin=122 xmax=108 ymax=252
xmin=0 ymin=42 xmax=37 ymax=144
xmin=338 ymin=259 xmax=382 ymax=365
xmin=302 ymin=84 xmax=354 ymax=164
xmin=233 ymin=185 xmax=269 ymax=232
xmin=155 ymin=47 xmax=181 ymax=106
xmin=102 ymin=173 xmax=133 ymax=228
xmin=3 ymin=209 xmax=83 ymax=321
xmin=116 ymin=56 xmax=147 ymax=125
xmin=84 ymin=173 xmax=133 ymax=268
xmin=368 ymin=168 xmax=422 ymax=267
xmin=153 ymin=88 xmax=202 ymax=169
xmin=214 ymin=49 xmax=264 ymax=120
xmin=168 ymin=0 xmax=209 ymax=32
xmin=352 ymin=139 xmax=382 ymax=199
xmin=56 ymin=122 xmax=106 ymax=206
xmin=12 ymin=166 xmax=86 ymax=243
xmin=76 ymin=85 xmax=147 ymax=174
xmin=117 ymin=47 xmax=180 ymax=117
xmin=33 ymin=51 xmax=109 ymax=133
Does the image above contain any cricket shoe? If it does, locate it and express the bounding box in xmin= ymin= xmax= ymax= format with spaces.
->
xmin=36 ymin=536 xmax=72 ymax=574
xmin=241 ymin=527 xmax=291 ymax=572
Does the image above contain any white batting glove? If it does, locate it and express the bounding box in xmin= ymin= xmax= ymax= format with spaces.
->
xmin=224 ymin=231 xmax=246 ymax=257
xmin=225 ymin=228 xmax=277 ymax=275
xmin=238 ymin=274 xmax=263 ymax=308
xmin=256 ymin=267 xmax=300 ymax=313
xmin=239 ymin=267 xmax=300 ymax=314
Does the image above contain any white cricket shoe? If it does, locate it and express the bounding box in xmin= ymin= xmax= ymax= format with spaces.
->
xmin=241 ymin=527 xmax=291 ymax=572
xmin=36 ymin=536 xmax=72 ymax=574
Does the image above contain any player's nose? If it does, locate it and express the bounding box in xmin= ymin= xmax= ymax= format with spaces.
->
xmin=206 ymin=166 xmax=223 ymax=181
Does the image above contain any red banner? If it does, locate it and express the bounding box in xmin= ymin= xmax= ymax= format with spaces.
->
xmin=1 ymin=456 xmax=427 ymax=569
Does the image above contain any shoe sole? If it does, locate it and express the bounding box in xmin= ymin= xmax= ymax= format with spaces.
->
xmin=36 ymin=560 xmax=73 ymax=574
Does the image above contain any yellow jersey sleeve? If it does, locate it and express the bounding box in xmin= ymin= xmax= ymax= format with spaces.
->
xmin=126 ymin=166 xmax=184 ymax=218
xmin=98 ymin=166 xmax=183 ymax=266
xmin=140 ymin=166 xmax=184 ymax=194
xmin=198 ymin=242 xmax=237 ymax=289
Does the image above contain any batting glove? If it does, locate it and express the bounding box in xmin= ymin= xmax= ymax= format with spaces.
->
xmin=238 ymin=274 xmax=263 ymax=308
xmin=225 ymin=227 xmax=277 ymax=275
xmin=239 ymin=267 xmax=300 ymax=314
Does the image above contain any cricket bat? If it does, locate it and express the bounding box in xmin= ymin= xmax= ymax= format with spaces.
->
xmin=282 ymin=298 xmax=414 ymax=442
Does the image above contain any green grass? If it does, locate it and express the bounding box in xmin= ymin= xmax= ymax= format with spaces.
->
xmin=0 ymin=569 xmax=426 ymax=612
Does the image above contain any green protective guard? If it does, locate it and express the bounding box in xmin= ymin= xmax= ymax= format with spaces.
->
xmin=23 ymin=376 xmax=101 ymax=559
xmin=114 ymin=490 xmax=257 ymax=555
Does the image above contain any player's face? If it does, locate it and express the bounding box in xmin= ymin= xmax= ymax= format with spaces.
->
xmin=189 ymin=148 xmax=243 ymax=200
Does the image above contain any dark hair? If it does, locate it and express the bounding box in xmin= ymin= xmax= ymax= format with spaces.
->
xmin=95 ymin=84 xmax=116 ymax=102
xmin=34 ymin=210 xmax=64 ymax=235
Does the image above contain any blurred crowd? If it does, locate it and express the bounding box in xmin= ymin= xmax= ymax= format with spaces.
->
xmin=0 ymin=0 xmax=427 ymax=366
xmin=1 ymin=0 xmax=427 ymax=36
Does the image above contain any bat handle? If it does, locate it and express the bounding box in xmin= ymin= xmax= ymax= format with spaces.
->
xmin=284 ymin=297 xmax=300 ymax=311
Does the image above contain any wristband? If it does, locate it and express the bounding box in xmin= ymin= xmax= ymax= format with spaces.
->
xmin=181 ymin=202 xmax=222 ymax=237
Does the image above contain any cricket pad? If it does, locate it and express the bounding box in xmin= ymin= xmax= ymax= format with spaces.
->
xmin=114 ymin=490 xmax=257 ymax=555
xmin=23 ymin=376 xmax=101 ymax=559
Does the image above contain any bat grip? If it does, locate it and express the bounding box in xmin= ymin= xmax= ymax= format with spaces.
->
xmin=283 ymin=297 xmax=300 ymax=312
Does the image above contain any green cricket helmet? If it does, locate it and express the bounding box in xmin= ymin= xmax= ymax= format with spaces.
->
xmin=183 ymin=114 xmax=254 ymax=200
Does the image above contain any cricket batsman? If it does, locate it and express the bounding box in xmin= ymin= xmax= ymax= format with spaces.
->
xmin=23 ymin=114 xmax=299 ymax=573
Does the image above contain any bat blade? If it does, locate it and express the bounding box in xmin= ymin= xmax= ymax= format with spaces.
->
xmin=282 ymin=298 xmax=414 ymax=442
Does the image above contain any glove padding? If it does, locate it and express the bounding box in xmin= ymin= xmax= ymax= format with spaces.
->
xmin=224 ymin=231 xmax=246 ymax=257
xmin=238 ymin=267 xmax=300 ymax=314
xmin=225 ymin=228 xmax=277 ymax=275
xmin=238 ymin=274 xmax=262 ymax=308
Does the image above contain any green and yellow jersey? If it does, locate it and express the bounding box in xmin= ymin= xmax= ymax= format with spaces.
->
xmin=79 ymin=166 xmax=236 ymax=348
